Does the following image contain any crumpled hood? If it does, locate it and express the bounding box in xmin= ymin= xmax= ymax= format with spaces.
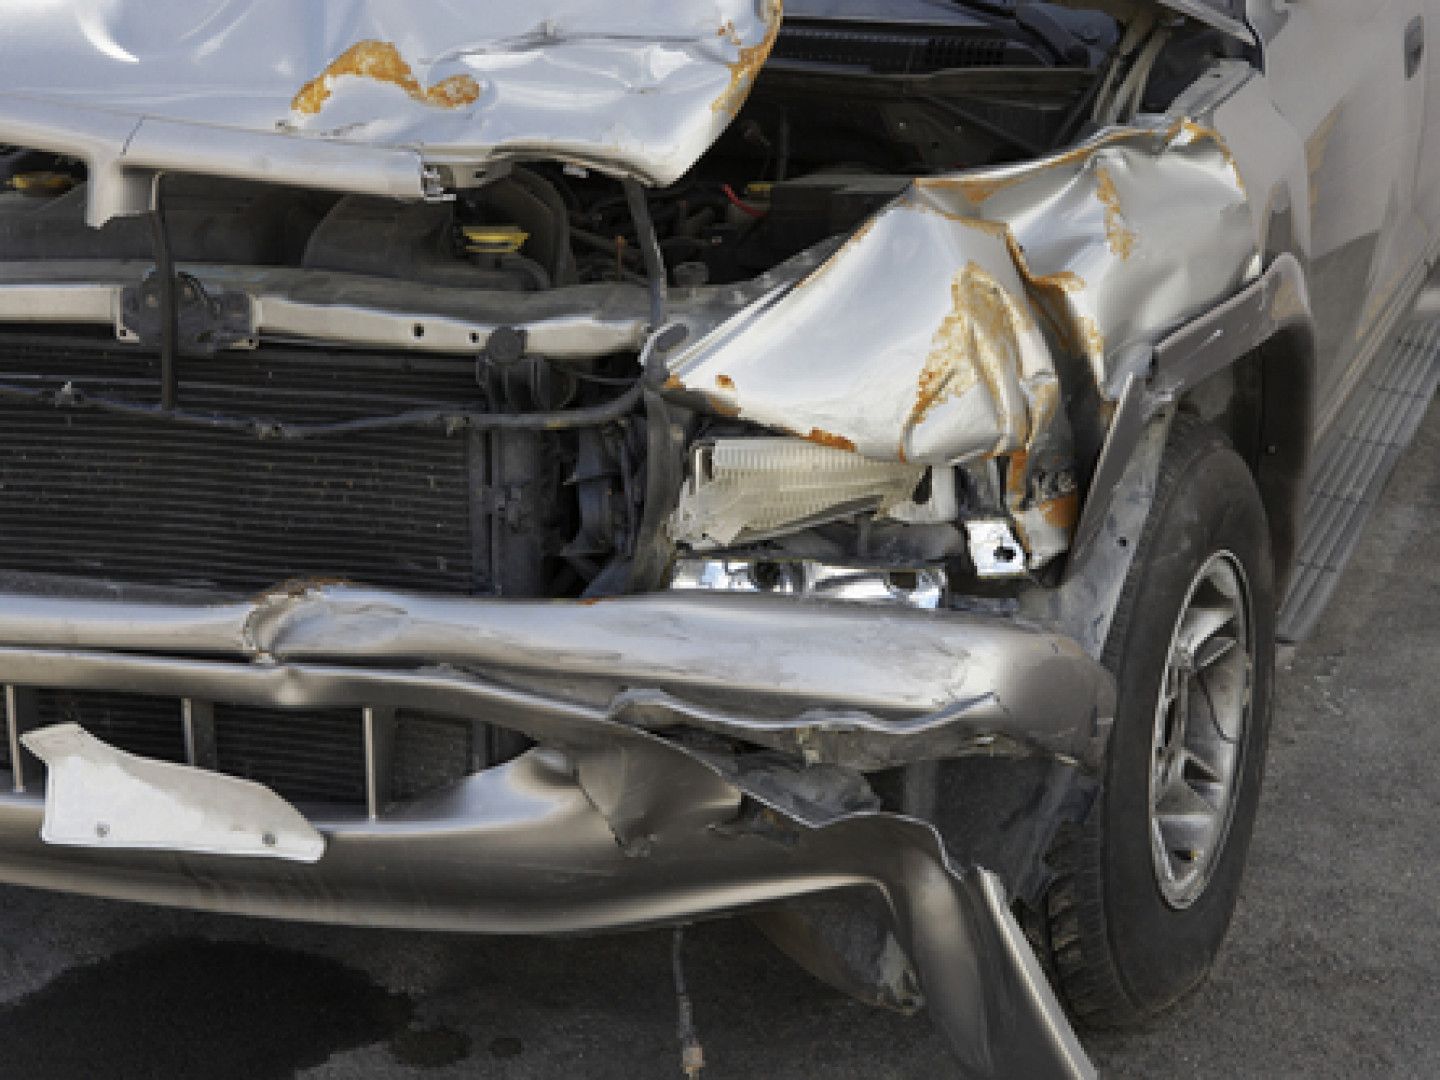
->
xmin=0 ymin=0 xmax=781 ymax=224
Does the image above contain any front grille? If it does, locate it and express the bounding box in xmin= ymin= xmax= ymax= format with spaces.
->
xmin=212 ymin=703 xmax=368 ymax=806
xmin=393 ymin=711 xmax=477 ymax=801
xmin=0 ymin=331 xmax=487 ymax=594
xmin=38 ymin=690 xmax=186 ymax=763
xmin=3 ymin=688 xmax=491 ymax=810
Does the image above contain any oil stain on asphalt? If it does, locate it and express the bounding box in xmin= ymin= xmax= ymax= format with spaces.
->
xmin=0 ymin=939 xmax=469 ymax=1078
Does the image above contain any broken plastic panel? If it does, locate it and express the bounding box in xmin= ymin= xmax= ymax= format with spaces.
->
xmin=22 ymin=723 xmax=325 ymax=863
xmin=670 ymin=438 xmax=949 ymax=549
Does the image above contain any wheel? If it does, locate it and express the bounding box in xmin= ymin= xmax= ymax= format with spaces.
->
xmin=1045 ymin=415 xmax=1276 ymax=1026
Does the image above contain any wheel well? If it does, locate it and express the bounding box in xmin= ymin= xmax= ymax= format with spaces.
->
xmin=1176 ymin=323 xmax=1316 ymax=595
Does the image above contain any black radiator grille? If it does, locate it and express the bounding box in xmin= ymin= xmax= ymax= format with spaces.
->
xmin=37 ymin=689 xmax=186 ymax=763
xmin=392 ymin=710 xmax=477 ymax=801
xmin=6 ymin=689 xmax=489 ymax=809
xmin=0 ymin=332 xmax=486 ymax=594
xmin=212 ymin=703 xmax=368 ymax=806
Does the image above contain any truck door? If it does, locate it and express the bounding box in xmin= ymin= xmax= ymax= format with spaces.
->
xmin=1254 ymin=0 xmax=1431 ymax=417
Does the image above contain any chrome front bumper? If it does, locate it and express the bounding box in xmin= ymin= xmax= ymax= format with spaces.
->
xmin=0 ymin=576 xmax=1111 ymax=1078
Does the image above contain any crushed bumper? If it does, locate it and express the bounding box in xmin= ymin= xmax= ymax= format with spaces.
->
xmin=0 ymin=577 xmax=1110 ymax=1078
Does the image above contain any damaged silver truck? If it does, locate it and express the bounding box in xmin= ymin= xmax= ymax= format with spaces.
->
xmin=0 ymin=0 xmax=1436 ymax=1075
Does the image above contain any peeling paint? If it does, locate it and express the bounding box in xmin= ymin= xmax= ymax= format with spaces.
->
xmin=802 ymin=428 xmax=857 ymax=452
xmin=703 ymin=392 xmax=743 ymax=418
xmin=1005 ymin=448 xmax=1030 ymax=502
xmin=1094 ymin=166 xmax=1137 ymax=260
xmin=665 ymin=106 xmax=1256 ymax=511
xmin=1170 ymin=118 xmax=1246 ymax=193
xmin=1038 ymin=491 xmax=1080 ymax=530
xmin=291 ymin=40 xmax=480 ymax=117
xmin=904 ymin=262 xmax=1029 ymax=454
xmin=928 ymin=172 xmax=1030 ymax=205
xmin=0 ymin=3 xmax=787 ymax=205
xmin=712 ymin=0 xmax=784 ymax=118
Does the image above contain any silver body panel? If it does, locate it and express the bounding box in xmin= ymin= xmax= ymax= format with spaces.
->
xmin=0 ymin=1 xmax=781 ymax=223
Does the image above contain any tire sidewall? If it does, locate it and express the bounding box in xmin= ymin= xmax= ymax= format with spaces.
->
xmin=1098 ymin=426 xmax=1276 ymax=1011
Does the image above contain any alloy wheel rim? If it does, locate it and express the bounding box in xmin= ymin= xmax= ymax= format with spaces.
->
xmin=1147 ymin=550 xmax=1254 ymax=910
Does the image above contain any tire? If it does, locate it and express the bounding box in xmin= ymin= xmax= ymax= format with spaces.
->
xmin=1045 ymin=415 xmax=1276 ymax=1027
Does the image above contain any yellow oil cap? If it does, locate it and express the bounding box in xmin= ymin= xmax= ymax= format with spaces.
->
xmin=462 ymin=225 xmax=529 ymax=255
xmin=10 ymin=172 xmax=74 ymax=196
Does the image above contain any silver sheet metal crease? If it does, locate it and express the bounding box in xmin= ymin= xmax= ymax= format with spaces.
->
xmin=665 ymin=118 xmax=1258 ymax=466
xmin=0 ymin=0 xmax=782 ymax=224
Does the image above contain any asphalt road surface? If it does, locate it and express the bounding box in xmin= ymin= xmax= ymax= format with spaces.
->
xmin=2 ymin=405 xmax=1439 ymax=1079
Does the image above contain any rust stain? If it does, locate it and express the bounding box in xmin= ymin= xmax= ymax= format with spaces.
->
xmin=930 ymin=130 xmax=1149 ymax=198
xmin=1172 ymin=119 xmax=1245 ymax=193
xmin=663 ymin=373 xmax=685 ymax=391
xmin=1027 ymin=379 xmax=1061 ymax=430
xmin=257 ymin=576 xmax=353 ymax=604
xmin=703 ymin=392 xmax=743 ymax=418
xmin=844 ymin=214 xmax=880 ymax=249
xmin=802 ymin=428 xmax=857 ymax=452
xmin=905 ymin=262 xmax=1028 ymax=444
xmin=715 ymin=374 xmax=736 ymax=390
xmin=717 ymin=20 xmax=745 ymax=47
xmin=918 ymin=171 xmax=1029 ymax=205
xmin=712 ymin=0 xmax=784 ymax=118
xmin=918 ymin=126 xmax=1174 ymax=209
xmin=1005 ymin=449 xmax=1029 ymax=503
xmin=1076 ymin=315 xmax=1106 ymax=361
xmin=996 ymin=229 xmax=1100 ymax=361
xmin=1094 ymin=166 xmax=1136 ymax=260
xmin=1038 ymin=490 xmax=1080 ymax=530
xmin=292 ymin=40 xmax=481 ymax=116
xmin=912 ymin=207 xmax=1103 ymax=365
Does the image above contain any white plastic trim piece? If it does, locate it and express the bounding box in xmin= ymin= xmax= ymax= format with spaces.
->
xmin=22 ymin=723 xmax=325 ymax=863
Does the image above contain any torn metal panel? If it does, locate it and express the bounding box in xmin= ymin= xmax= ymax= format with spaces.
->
xmin=0 ymin=1 xmax=782 ymax=223
xmin=666 ymin=117 xmax=1256 ymax=470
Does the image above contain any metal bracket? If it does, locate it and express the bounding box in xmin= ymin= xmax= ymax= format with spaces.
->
xmin=119 ymin=272 xmax=256 ymax=356
xmin=964 ymin=519 xmax=1029 ymax=579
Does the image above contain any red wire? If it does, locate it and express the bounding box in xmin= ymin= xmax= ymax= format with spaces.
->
xmin=721 ymin=183 xmax=766 ymax=219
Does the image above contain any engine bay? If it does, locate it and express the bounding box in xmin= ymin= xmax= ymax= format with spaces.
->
xmin=0 ymin=1 xmax=1245 ymax=605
